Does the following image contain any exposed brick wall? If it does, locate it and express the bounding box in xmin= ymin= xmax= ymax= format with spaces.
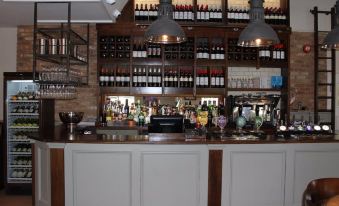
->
xmin=17 ymin=25 xmax=98 ymax=122
xmin=16 ymin=26 xmax=322 ymax=121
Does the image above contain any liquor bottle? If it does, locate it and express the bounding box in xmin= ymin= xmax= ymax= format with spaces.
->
xmin=215 ymin=70 xmax=220 ymax=88
xmin=173 ymin=70 xmax=178 ymax=87
xmin=188 ymin=72 xmax=193 ymax=88
xmin=196 ymin=43 xmax=201 ymax=59
xmin=109 ymin=68 xmax=115 ymax=87
xmin=132 ymin=43 xmax=137 ymax=57
xmin=149 ymin=4 xmax=157 ymax=21
xmin=204 ymin=5 xmax=210 ymax=22
xmin=133 ymin=67 xmax=138 ymax=87
xmin=135 ymin=4 xmax=140 ymax=21
xmin=174 ymin=5 xmax=179 ymax=20
xmin=184 ymin=5 xmax=189 ymax=21
xmin=280 ymin=44 xmax=285 ymax=61
xmin=147 ymin=44 xmax=153 ymax=58
xmin=99 ymin=67 xmax=105 ymax=87
xmin=142 ymin=67 xmax=147 ymax=87
xmin=124 ymin=99 xmax=129 ymax=116
xmin=179 ymin=5 xmax=184 ymax=21
xmin=142 ymin=44 xmax=147 ymax=57
xmin=156 ymin=44 xmax=161 ymax=58
xmin=157 ymin=67 xmax=162 ymax=87
xmin=183 ymin=71 xmax=188 ymax=87
xmin=148 ymin=67 xmax=153 ymax=87
xmin=164 ymin=69 xmax=169 ymax=87
xmin=189 ymin=5 xmax=194 ymax=21
xmin=196 ymin=71 xmax=200 ymax=87
xmin=180 ymin=71 xmax=184 ymax=87
xmin=124 ymin=68 xmax=130 ymax=87
xmin=115 ymin=68 xmax=121 ymax=86
xmin=217 ymin=6 xmax=223 ymax=22
xmin=144 ymin=4 xmax=149 ymax=21
xmin=211 ymin=70 xmax=216 ymax=88
xmin=203 ymin=43 xmax=209 ymax=59
xmin=140 ymin=4 xmax=145 ymax=21
xmin=205 ymin=70 xmax=210 ymax=87
xmin=200 ymin=5 xmax=205 ymax=21
xmin=197 ymin=5 xmax=201 ymax=21
xmin=209 ymin=5 xmax=215 ymax=22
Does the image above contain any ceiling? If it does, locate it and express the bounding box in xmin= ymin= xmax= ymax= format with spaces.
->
xmin=0 ymin=0 xmax=128 ymax=27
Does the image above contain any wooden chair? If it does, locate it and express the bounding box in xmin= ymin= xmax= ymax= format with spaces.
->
xmin=325 ymin=195 xmax=339 ymax=206
xmin=302 ymin=178 xmax=339 ymax=206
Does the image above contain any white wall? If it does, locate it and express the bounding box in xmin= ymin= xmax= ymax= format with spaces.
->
xmin=290 ymin=0 xmax=336 ymax=32
xmin=0 ymin=27 xmax=17 ymax=121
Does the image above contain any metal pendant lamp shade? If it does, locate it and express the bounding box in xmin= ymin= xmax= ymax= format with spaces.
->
xmin=144 ymin=0 xmax=186 ymax=44
xmin=238 ymin=0 xmax=280 ymax=47
xmin=322 ymin=0 xmax=339 ymax=49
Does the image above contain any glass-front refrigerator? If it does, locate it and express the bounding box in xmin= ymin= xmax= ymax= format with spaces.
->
xmin=4 ymin=72 xmax=37 ymax=194
xmin=3 ymin=72 xmax=54 ymax=194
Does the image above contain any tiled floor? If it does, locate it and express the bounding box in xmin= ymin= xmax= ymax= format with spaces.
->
xmin=0 ymin=189 xmax=32 ymax=206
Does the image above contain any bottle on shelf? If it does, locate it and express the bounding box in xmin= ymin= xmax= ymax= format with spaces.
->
xmin=135 ymin=4 xmax=140 ymax=21
xmin=133 ymin=67 xmax=138 ymax=87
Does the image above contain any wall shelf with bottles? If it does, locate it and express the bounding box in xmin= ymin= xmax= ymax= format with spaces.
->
xmin=33 ymin=2 xmax=89 ymax=86
xmin=132 ymin=0 xmax=289 ymax=27
xmin=96 ymin=24 xmax=290 ymax=118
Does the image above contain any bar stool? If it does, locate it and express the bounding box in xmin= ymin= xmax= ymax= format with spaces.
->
xmin=302 ymin=178 xmax=339 ymax=206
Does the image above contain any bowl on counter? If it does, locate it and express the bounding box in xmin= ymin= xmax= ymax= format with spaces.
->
xmin=59 ymin=112 xmax=84 ymax=133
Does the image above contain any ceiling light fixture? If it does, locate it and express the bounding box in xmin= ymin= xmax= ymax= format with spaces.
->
xmin=144 ymin=0 xmax=186 ymax=44
xmin=237 ymin=0 xmax=280 ymax=47
xmin=322 ymin=0 xmax=339 ymax=49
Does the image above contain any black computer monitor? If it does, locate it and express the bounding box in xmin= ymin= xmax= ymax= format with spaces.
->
xmin=149 ymin=115 xmax=184 ymax=133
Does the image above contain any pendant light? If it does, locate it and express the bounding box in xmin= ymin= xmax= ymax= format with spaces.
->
xmin=237 ymin=0 xmax=280 ymax=47
xmin=322 ymin=0 xmax=339 ymax=49
xmin=144 ymin=0 xmax=186 ymax=44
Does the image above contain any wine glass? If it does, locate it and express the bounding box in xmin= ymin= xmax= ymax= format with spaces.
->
xmin=217 ymin=115 xmax=227 ymax=132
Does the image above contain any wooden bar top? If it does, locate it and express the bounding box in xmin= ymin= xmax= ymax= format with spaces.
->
xmin=31 ymin=124 xmax=339 ymax=144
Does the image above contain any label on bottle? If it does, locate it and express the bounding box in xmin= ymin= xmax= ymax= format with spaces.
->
xmin=281 ymin=51 xmax=285 ymax=59
xmin=220 ymin=77 xmax=224 ymax=86
xmin=204 ymin=76 xmax=209 ymax=86
xmin=157 ymin=76 xmax=161 ymax=84
xmin=135 ymin=10 xmax=140 ymax=17
xmin=179 ymin=11 xmax=184 ymax=20
xmin=184 ymin=10 xmax=188 ymax=20
xmin=174 ymin=10 xmax=179 ymax=20
xmin=211 ymin=76 xmax=216 ymax=86
xmin=273 ymin=50 xmax=277 ymax=59
xmin=265 ymin=50 xmax=270 ymax=58
xmin=197 ymin=11 xmax=201 ymax=20
xmin=205 ymin=11 xmax=209 ymax=20
xmin=196 ymin=76 xmax=200 ymax=86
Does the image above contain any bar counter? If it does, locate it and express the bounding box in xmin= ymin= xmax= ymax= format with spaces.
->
xmin=32 ymin=124 xmax=339 ymax=206
xmin=33 ymin=123 xmax=339 ymax=144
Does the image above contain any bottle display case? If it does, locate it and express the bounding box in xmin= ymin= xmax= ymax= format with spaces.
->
xmin=3 ymin=72 xmax=54 ymax=194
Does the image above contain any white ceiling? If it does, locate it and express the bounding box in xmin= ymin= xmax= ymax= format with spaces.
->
xmin=0 ymin=0 xmax=128 ymax=27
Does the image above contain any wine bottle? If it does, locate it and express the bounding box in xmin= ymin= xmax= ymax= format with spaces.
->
xmin=135 ymin=4 xmax=140 ymax=21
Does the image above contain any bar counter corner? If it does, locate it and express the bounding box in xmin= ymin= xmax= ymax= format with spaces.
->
xmin=31 ymin=124 xmax=339 ymax=206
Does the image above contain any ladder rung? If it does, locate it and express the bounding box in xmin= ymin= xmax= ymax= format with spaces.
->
xmin=318 ymin=70 xmax=333 ymax=72
xmin=317 ymin=109 xmax=334 ymax=112
xmin=318 ymin=30 xmax=330 ymax=33
xmin=317 ymin=96 xmax=333 ymax=99
xmin=318 ymin=83 xmax=333 ymax=86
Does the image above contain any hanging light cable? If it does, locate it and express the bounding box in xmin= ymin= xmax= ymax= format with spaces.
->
xmin=237 ymin=0 xmax=280 ymax=47
xmin=322 ymin=0 xmax=339 ymax=49
xmin=144 ymin=0 xmax=186 ymax=44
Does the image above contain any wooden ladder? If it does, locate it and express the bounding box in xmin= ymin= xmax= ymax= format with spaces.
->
xmin=310 ymin=6 xmax=336 ymax=129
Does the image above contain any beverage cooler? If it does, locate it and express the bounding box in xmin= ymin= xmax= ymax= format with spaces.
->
xmin=2 ymin=72 xmax=54 ymax=194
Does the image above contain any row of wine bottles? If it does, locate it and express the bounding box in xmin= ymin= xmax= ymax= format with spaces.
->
xmin=134 ymin=3 xmax=287 ymax=25
xmin=99 ymin=66 xmax=227 ymax=88
xmin=196 ymin=69 xmax=225 ymax=88
xmin=227 ymin=7 xmax=288 ymax=25
xmin=132 ymin=43 xmax=161 ymax=58
xmin=11 ymin=105 xmax=39 ymax=114
xmin=11 ymin=143 xmax=32 ymax=153
xmin=196 ymin=43 xmax=225 ymax=59
xmin=11 ymin=156 xmax=32 ymax=166
xmin=10 ymin=169 xmax=32 ymax=179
